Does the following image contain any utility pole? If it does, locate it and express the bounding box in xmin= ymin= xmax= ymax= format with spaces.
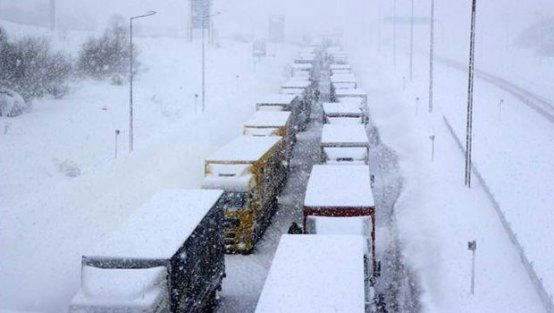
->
xmin=114 ymin=130 xmax=120 ymax=158
xmin=200 ymin=11 xmax=220 ymax=113
xmin=468 ymin=240 xmax=477 ymax=295
xmin=49 ymin=0 xmax=56 ymax=31
xmin=409 ymin=0 xmax=414 ymax=81
xmin=465 ymin=0 xmax=477 ymax=188
xmin=129 ymin=18 xmax=134 ymax=152
xmin=201 ymin=13 xmax=206 ymax=112
xmin=129 ymin=11 xmax=156 ymax=153
xmin=393 ymin=0 xmax=397 ymax=70
xmin=428 ymin=0 xmax=435 ymax=113
xmin=429 ymin=135 xmax=435 ymax=161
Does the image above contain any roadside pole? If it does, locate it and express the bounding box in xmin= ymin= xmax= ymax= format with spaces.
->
xmin=465 ymin=0 xmax=477 ymax=188
xmin=114 ymin=129 xmax=120 ymax=159
xmin=468 ymin=240 xmax=477 ymax=295
xmin=430 ymin=135 xmax=435 ymax=161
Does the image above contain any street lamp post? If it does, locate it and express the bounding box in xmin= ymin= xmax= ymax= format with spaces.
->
xmin=115 ymin=129 xmax=120 ymax=159
xmin=409 ymin=0 xmax=414 ymax=81
xmin=428 ymin=0 xmax=435 ymax=113
xmin=393 ymin=0 xmax=397 ymax=70
xmin=129 ymin=10 xmax=156 ymax=153
xmin=465 ymin=0 xmax=477 ymax=188
xmin=200 ymin=11 xmax=221 ymax=113
xmin=49 ymin=0 xmax=56 ymax=31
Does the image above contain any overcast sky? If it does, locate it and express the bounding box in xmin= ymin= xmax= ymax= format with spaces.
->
xmin=0 ymin=0 xmax=552 ymax=42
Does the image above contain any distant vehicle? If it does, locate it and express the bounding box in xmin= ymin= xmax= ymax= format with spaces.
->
xmin=294 ymin=52 xmax=316 ymax=65
xmin=303 ymin=165 xmax=376 ymax=269
xmin=68 ymin=189 xmax=226 ymax=313
xmin=330 ymin=63 xmax=352 ymax=72
xmin=242 ymin=111 xmax=295 ymax=163
xmin=330 ymin=73 xmax=357 ymax=89
xmin=326 ymin=46 xmax=348 ymax=64
xmin=255 ymin=235 xmax=370 ymax=313
xmin=256 ymin=94 xmax=305 ymax=132
xmin=281 ymin=79 xmax=314 ymax=124
xmin=335 ymin=88 xmax=368 ymax=107
xmin=290 ymin=63 xmax=313 ymax=78
xmin=322 ymin=102 xmax=367 ymax=125
xmin=331 ymin=68 xmax=353 ymax=76
xmin=253 ymin=40 xmax=267 ymax=58
xmin=202 ymin=136 xmax=286 ymax=253
xmin=320 ymin=124 xmax=370 ymax=164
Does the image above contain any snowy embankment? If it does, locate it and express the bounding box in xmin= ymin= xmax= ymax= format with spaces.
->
xmin=433 ymin=58 xmax=554 ymax=304
xmin=0 ymin=21 xmax=297 ymax=312
xmin=346 ymin=42 xmax=546 ymax=313
xmin=357 ymin=0 xmax=554 ymax=309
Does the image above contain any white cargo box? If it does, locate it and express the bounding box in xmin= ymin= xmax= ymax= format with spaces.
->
xmin=243 ymin=111 xmax=291 ymax=136
xmin=320 ymin=124 xmax=369 ymax=163
xmin=203 ymin=136 xmax=282 ymax=192
xmin=255 ymin=235 xmax=366 ymax=313
xmin=304 ymin=165 xmax=374 ymax=208
xmin=322 ymin=102 xmax=366 ymax=124
xmin=330 ymin=64 xmax=352 ymax=71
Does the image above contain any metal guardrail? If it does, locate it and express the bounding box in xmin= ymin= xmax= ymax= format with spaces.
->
xmin=442 ymin=115 xmax=554 ymax=313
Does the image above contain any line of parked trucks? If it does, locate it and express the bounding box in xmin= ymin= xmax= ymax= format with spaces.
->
xmin=68 ymin=42 xmax=378 ymax=313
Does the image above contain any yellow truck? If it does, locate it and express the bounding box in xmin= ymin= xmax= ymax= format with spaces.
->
xmin=202 ymin=135 xmax=286 ymax=253
xmin=243 ymin=111 xmax=294 ymax=165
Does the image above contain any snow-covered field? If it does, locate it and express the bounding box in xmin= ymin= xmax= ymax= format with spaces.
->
xmin=346 ymin=0 xmax=553 ymax=310
xmin=0 ymin=20 xmax=297 ymax=312
xmin=348 ymin=47 xmax=547 ymax=312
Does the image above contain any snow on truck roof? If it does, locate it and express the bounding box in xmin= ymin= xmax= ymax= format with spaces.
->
xmin=292 ymin=63 xmax=313 ymax=70
xmin=335 ymin=88 xmax=367 ymax=97
xmin=257 ymin=94 xmax=298 ymax=105
xmin=88 ymin=189 xmax=223 ymax=260
xmin=206 ymin=135 xmax=281 ymax=163
xmin=255 ymin=235 xmax=366 ymax=313
xmin=304 ymin=165 xmax=374 ymax=208
xmin=244 ymin=111 xmax=291 ymax=128
xmin=330 ymin=74 xmax=357 ymax=83
xmin=330 ymin=64 xmax=352 ymax=70
xmin=281 ymin=79 xmax=311 ymax=88
xmin=322 ymin=102 xmax=363 ymax=115
xmin=321 ymin=124 xmax=369 ymax=145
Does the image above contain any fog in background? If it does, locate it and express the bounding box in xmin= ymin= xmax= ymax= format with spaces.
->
xmin=1 ymin=0 xmax=553 ymax=62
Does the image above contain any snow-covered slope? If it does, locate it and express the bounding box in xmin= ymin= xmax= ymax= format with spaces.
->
xmin=0 ymin=20 xmax=297 ymax=312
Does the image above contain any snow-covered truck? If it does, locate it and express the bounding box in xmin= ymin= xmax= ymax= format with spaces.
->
xmin=329 ymin=52 xmax=348 ymax=64
xmin=335 ymin=88 xmax=368 ymax=107
xmin=255 ymin=235 xmax=369 ymax=313
xmin=68 ymin=189 xmax=226 ymax=313
xmin=280 ymin=79 xmax=314 ymax=124
xmin=294 ymin=52 xmax=316 ymax=65
xmin=242 ymin=111 xmax=294 ymax=164
xmin=322 ymin=102 xmax=367 ymax=125
xmin=290 ymin=63 xmax=313 ymax=79
xmin=330 ymin=73 xmax=357 ymax=89
xmin=330 ymin=63 xmax=352 ymax=74
xmin=303 ymin=164 xmax=377 ymax=272
xmin=320 ymin=124 xmax=370 ymax=164
xmin=202 ymin=135 xmax=286 ymax=253
xmin=256 ymin=94 xmax=305 ymax=133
